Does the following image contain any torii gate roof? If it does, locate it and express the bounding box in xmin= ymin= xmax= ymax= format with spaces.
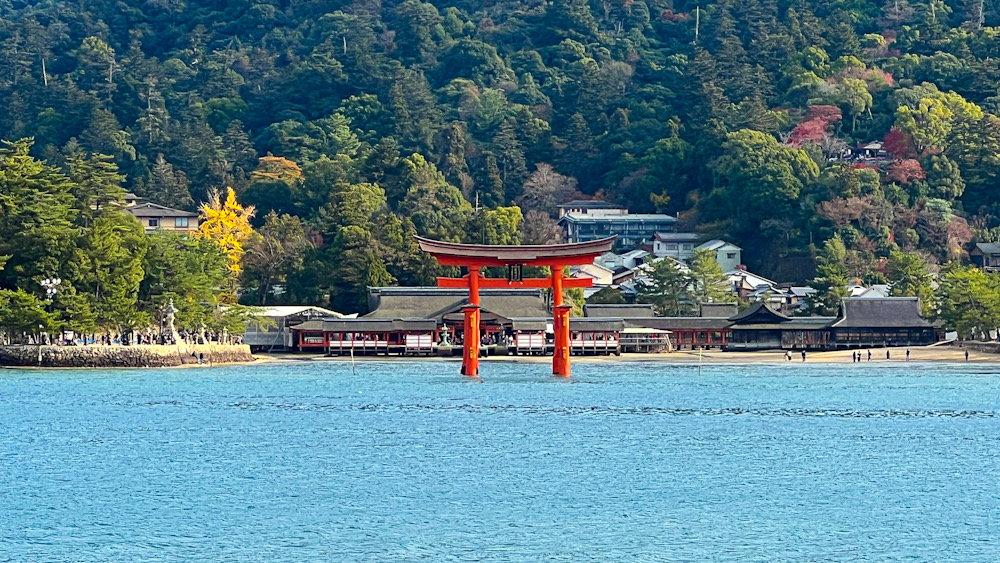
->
xmin=416 ymin=236 xmax=617 ymax=267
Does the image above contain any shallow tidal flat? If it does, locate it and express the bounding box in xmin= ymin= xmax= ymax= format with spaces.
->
xmin=2 ymin=362 xmax=998 ymax=561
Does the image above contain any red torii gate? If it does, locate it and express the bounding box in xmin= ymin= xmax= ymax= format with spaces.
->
xmin=416 ymin=236 xmax=616 ymax=377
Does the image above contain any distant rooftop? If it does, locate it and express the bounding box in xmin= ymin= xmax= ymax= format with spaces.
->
xmin=698 ymin=239 xmax=741 ymax=251
xmin=557 ymin=200 xmax=624 ymax=209
xmin=654 ymin=232 xmax=700 ymax=242
xmin=124 ymin=202 xmax=198 ymax=218
xmin=974 ymin=242 xmax=1000 ymax=255
xmin=560 ymin=212 xmax=677 ymax=222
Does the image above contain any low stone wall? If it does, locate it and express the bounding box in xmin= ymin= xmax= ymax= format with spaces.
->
xmin=959 ymin=341 xmax=1000 ymax=354
xmin=0 ymin=343 xmax=254 ymax=368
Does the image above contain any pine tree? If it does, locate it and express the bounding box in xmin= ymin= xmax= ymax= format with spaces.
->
xmin=805 ymin=234 xmax=850 ymax=315
xmin=689 ymin=248 xmax=735 ymax=304
xmin=143 ymin=154 xmax=194 ymax=210
xmin=638 ymin=259 xmax=696 ymax=317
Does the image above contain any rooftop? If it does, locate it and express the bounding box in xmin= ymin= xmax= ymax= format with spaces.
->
xmin=974 ymin=242 xmax=1000 ymax=255
xmin=124 ymin=202 xmax=198 ymax=218
xmin=832 ymin=298 xmax=932 ymax=329
xmin=698 ymin=239 xmax=741 ymax=251
xmin=584 ymin=304 xmax=655 ymax=318
xmin=654 ymin=232 xmax=701 ymax=242
xmin=557 ymin=200 xmax=624 ymax=209
xmin=559 ymin=212 xmax=678 ymax=223
xmin=416 ymin=236 xmax=615 ymax=265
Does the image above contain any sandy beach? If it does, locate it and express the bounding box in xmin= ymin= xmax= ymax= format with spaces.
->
xmin=257 ymin=345 xmax=997 ymax=365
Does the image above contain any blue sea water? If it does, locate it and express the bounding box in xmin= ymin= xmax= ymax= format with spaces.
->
xmin=1 ymin=360 xmax=999 ymax=562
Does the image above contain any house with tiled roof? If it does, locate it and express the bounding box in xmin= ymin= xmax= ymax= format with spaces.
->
xmin=124 ymin=202 xmax=199 ymax=233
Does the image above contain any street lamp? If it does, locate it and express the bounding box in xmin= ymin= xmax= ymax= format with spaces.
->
xmin=41 ymin=277 xmax=61 ymax=299
xmin=40 ymin=277 xmax=60 ymax=345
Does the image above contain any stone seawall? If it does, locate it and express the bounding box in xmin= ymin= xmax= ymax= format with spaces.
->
xmin=960 ymin=341 xmax=1000 ymax=354
xmin=0 ymin=344 xmax=255 ymax=368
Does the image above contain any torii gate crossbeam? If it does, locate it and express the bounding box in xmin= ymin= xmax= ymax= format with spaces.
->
xmin=416 ymin=236 xmax=616 ymax=377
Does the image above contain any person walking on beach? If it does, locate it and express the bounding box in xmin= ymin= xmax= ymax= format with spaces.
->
xmin=966 ymin=349 xmax=970 ymax=361
xmin=852 ymin=351 xmax=857 ymax=363
xmin=886 ymin=349 xmax=891 ymax=360
xmin=867 ymin=350 xmax=872 ymax=362
xmin=785 ymin=351 xmax=791 ymax=361
xmin=801 ymin=350 xmax=806 ymax=362
xmin=906 ymin=348 xmax=910 ymax=362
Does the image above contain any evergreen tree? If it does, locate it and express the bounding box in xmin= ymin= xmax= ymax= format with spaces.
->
xmin=689 ymin=248 xmax=735 ymax=304
xmin=638 ymin=259 xmax=695 ymax=317
xmin=805 ymin=234 xmax=850 ymax=315
xmin=142 ymin=154 xmax=194 ymax=210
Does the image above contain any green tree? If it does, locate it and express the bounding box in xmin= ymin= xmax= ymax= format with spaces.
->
xmin=328 ymin=225 xmax=395 ymax=313
xmin=0 ymin=288 xmax=55 ymax=340
xmin=139 ymin=233 xmax=228 ymax=330
xmin=241 ymin=213 xmax=313 ymax=305
xmin=936 ymin=265 xmax=1000 ymax=340
xmin=141 ymin=154 xmax=194 ymax=210
xmin=66 ymin=153 xmax=127 ymax=227
xmin=69 ymin=213 xmax=149 ymax=328
xmin=805 ymin=234 xmax=850 ymax=315
xmin=587 ymin=286 xmax=626 ymax=304
xmin=708 ymin=129 xmax=819 ymax=242
xmin=689 ymin=248 xmax=735 ymax=304
xmin=885 ymin=250 xmax=936 ymax=316
xmin=399 ymin=154 xmax=471 ymax=241
xmin=638 ymin=259 xmax=695 ymax=317
xmin=0 ymin=139 xmax=77 ymax=291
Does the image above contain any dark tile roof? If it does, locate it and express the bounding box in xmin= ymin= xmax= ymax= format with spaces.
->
xmin=831 ymin=298 xmax=932 ymax=329
xmin=729 ymin=318 xmax=835 ymax=331
xmin=699 ymin=303 xmax=739 ymax=318
xmin=365 ymin=287 xmax=549 ymax=322
xmin=570 ymin=318 xmax=625 ymax=331
xmin=584 ymin=304 xmax=655 ymax=318
xmin=124 ymin=202 xmax=198 ymax=218
xmin=625 ymin=317 xmax=732 ymax=330
xmin=729 ymin=301 xmax=791 ymax=323
xmin=973 ymin=242 xmax=1000 ymax=255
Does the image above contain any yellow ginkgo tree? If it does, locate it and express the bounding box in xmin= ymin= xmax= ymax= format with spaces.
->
xmin=197 ymin=187 xmax=255 ymax=302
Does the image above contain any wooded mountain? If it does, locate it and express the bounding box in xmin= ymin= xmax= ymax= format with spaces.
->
xmin=3 ymin=0 xmax=1000 ymax=313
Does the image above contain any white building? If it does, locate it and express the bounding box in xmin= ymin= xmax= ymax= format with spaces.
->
xmin=698 ymin=240 xmax=742 ymax=272
xmin=652 ymin=232 xmax=701 ymax=261
xmin=570 ymin=263 xmax=615 ymax=287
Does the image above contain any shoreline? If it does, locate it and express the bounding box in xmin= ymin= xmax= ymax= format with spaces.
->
xmin=2 ymin=344 xmax=993 ymax=370
xmin=256 ymin=345 xmax=997 ymax=365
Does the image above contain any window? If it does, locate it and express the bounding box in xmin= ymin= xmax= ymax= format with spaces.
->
xmin=175 ymin=217 xmax=189 ymax=228
xmin=148 ymin=218 xmax=159 ymax=228
xmin=682 ymin=244 xmax=692 ymax=250
xmin=727 ymin=252 xmax=737 ymax=259
xmin=666 ymin=244 xmax=677 ymax=250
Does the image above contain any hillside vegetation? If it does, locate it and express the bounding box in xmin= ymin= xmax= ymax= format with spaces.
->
xmin=2 ymin=0 xmax=1000 ymax=321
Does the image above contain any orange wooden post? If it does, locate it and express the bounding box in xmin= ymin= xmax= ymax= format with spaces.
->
xmin=461 ymin=267 xmax=482 ymax=377
xmin=551 ymin=266 xmax=571 ymax=377
xmin=461 ymin=305 xmax=480 ymax=376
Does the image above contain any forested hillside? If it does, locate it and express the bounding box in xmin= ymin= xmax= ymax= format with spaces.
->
xmin=2 ymin=0 xmax=1000 ymax=316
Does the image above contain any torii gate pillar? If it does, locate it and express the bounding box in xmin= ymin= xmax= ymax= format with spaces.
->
xmin=416 ymin=236 xmax=617 ymax=378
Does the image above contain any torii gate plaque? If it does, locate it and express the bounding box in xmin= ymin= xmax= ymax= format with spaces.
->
xmin=416 ymin=236 xmax=616 ymax=377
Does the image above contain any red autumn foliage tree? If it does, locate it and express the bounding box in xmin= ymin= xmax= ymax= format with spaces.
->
xmin=788 ymin=119 xmax=828 ymax=145
xmin=883 ymin=127 xmax=917 ymax=160
xmin=806 ymin=105 xmax=843 ymax=124
xmin=886 ymin=159 xmax=926 ymax=185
